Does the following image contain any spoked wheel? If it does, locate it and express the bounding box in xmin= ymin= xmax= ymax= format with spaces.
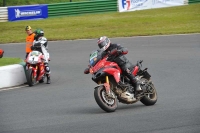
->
xmin=140 ymin=79 xmax=157 ymax=106
xmin=26 ymin=69 xmax=36 ymax=87
xmin=94 ymin=86 xmax=118 ymax=112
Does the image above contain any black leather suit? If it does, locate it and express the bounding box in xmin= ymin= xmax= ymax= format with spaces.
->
xmin=101 ymin=43 xmax=138 ymax=86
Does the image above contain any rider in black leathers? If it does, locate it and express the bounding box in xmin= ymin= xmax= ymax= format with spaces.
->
xmin=85 ymin=36 xmax=142 ymax=92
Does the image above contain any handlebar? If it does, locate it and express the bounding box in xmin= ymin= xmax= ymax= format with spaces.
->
xmin=137 ymin=60 xmax=143 ymax=69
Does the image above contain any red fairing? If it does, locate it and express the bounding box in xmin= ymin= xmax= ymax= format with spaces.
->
xmin=103 ymin=68 xmax=121 ymax=83
xmin=132 ymin=66 xmax=139 ymax=76
xmin=92 ymin=57 xmax=107 ymax=73
xmin=103 ymin=59 xmax=122 ymax=83
xmin=91 ymin=55 xmax=122 ymax=83
xmin=26 ymin=53 xmax=44 ymax=63
xmin=36 ymin=64 xmax=45 ymax=81
xmin=32 ymin=67 xmax=37 ymax=78
xmin=26 ymin=51 xmax=46 ymax=83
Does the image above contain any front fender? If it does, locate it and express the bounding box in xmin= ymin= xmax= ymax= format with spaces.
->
xmin=94 ymin=83 xmax=110 ymax=93
xmin=28 ymin=66 xmax=37 ymax=78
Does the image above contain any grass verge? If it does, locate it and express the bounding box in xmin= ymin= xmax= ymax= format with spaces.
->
xmin=0 ymin=58 xmax=23 ymax=66
xmin=0 ymin=0 xmax=89 ymax=6
xmin=0 ymin=4 xmax=199 ymax=44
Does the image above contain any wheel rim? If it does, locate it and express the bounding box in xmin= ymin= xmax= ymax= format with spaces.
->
xmin=146 ymin=84 xmax=157 ymax=100
xmin=31 ymin=72 xmax=36 ymax=84
xmin=101 ymin=89 xmax=115 ymax=106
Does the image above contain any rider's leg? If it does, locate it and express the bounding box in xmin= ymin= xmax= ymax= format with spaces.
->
xmin=45 ymin=63 xmax=51 ymax=84
xmin=41 ymin=47 xmax=51 ymax=84
xmin=121 ymin=63 xmax=142 ymax=92
xmin=126 ymin=72 xmax=142 ymax=92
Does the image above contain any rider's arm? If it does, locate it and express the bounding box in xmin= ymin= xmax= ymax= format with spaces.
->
xmin=39 ymin=37 xmax=48 ymax=49
xmin=115 ymin=44 xmax=128 ymax=55
xmin=41 ymin=37 xmax=48 ymax=50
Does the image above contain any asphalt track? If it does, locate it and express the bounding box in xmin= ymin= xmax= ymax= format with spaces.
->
xmin=0 ymin=34 xmax=200 ymax=133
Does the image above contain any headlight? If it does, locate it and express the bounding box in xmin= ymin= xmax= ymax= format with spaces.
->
xmin=28 ymin=60 xmax=38 ymax=64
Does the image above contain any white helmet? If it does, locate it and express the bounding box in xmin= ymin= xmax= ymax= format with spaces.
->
xmin=97 ymin=36 xmax=111 ymax=51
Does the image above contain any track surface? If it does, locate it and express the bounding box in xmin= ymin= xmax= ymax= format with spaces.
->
xmin=0 ymin=34 xmax=200 ymax=133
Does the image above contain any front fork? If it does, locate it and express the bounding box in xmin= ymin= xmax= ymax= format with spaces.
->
xmin=98 ymin=76 xmax=114 ymax=98
xmin=27 ymin=65 xmax=37 ymax=78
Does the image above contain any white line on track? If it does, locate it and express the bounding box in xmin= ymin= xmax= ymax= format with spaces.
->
xmin=0 ymin=85 xmax=28 ymax=92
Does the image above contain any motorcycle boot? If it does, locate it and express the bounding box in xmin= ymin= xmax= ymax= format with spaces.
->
xmin=44 ymin=63 xmax=51 ymax=84
xmin=127 ymin=73 xmax=142 ymax=93
xmin=46 ymin=74 xmax=51 ymax=84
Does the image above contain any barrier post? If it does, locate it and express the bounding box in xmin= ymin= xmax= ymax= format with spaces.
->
xmin=3 ymin=0 xmax=6 ymax=6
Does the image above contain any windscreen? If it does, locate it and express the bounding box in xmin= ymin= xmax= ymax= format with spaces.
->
xmin=89 ymin=50 xmax=102 ymax=66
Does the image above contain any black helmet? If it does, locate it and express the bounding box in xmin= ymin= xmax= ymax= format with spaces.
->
xmin=34 ymin=29 xmax=44 ymax=40
xmin=25 ymin=26 xmax=31 ymax=31
xmin=97 ymin=36 xmax=110 ymax=51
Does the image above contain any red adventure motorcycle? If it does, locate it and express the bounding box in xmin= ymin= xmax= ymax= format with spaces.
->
xmin=84 ymin=49 xmax=157 ymax=112
xmin=25 ymin=50 xmax=46 ymax=86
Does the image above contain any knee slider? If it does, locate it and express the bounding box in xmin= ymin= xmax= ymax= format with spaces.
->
xmin=45 ymin=66 xmax=50 ymax=72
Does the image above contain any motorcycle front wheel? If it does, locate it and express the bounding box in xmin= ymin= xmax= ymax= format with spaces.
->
xmin=26 ymin=69 xmax=36 ymax=87
xmin=94 ymin=86 xmax=118 ymax=112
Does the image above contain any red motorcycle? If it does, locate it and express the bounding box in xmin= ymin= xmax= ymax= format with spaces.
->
xmin=84 ymin=49 xmax=157 ymax=112
xmin=0 ymin=49 xmax=4 ymax=58
xmin=25 ymin=50 xmax=46 ymax=86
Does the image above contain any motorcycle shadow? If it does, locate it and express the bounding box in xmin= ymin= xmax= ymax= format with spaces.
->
xmin=69 ymin=103 xmax=148 ymax=115
xmin=118 ymin=103 xmax=146 ymax=110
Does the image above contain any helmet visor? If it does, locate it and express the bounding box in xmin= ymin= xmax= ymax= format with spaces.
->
xmin=98 ymin=41 xmax=107 ymax=49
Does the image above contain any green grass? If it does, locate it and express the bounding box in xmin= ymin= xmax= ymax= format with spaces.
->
xmin=0 ymin=4 xmax=199 ymax=44
xmin=0 ymin=58 xmax=23 ymax=66
xmin=0 ymin=0 xmax=91 ymax=6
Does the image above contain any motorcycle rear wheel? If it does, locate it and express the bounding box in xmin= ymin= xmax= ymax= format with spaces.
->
xmin=94 ymin=86 xmax=118 ymax=112
xmin=140 ymin=80 xmax=157 ymax=106
xmin=26 ymin=69 xmax=35 ymax=87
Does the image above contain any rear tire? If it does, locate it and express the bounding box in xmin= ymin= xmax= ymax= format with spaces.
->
xmin=26 ymin=69 xmax=35 ymax=87
xmin=140 ymin=80 xmax=157 ymax=106
xmin=94 ymin=86 xmax=118 ymax=112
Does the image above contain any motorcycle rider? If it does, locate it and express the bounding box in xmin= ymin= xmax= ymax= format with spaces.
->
xmin=31 ymin=28 xmax=51 ymax=84
xmin=85 ymin=36 xmax=142 ymax=93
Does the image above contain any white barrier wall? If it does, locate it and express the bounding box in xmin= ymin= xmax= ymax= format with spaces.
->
xmin=0 ymin=64 xmax=26 ymax=88
xmin=0 ymin=7 xmax=8 ymax=22
xmin=118 ymin=0 xmax=185 ymax=12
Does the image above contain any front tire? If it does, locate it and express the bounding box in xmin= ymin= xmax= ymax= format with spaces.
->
xmin=26 ymin=69 xmax=35 ymax=87
xmin=94 ymin=86 xmax=118 ymax=112
xmin=140 ymin=80 xmax=157 ymax=106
